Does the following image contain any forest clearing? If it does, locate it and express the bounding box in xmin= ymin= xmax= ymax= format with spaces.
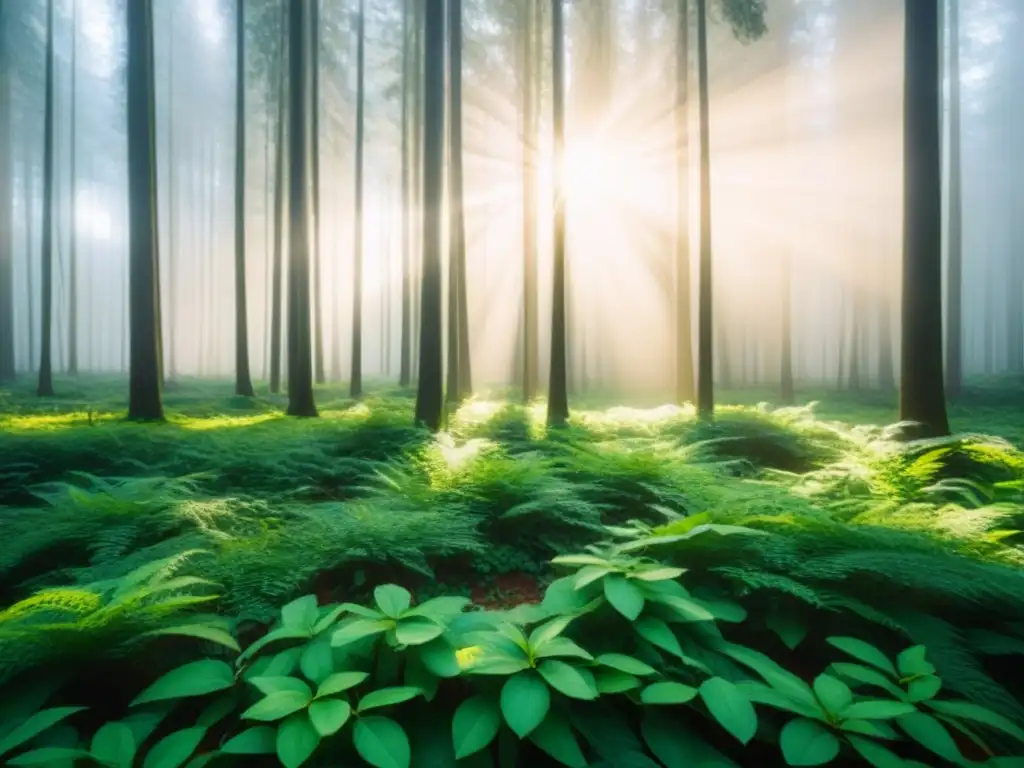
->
xmin=3 ymin=0 xmax=1024 ymax=765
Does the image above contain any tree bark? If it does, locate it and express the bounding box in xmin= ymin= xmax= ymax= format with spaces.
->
xmin=311 ymin=0 xmax=325 ymax=385
xmin=0 ymin=0 xmax=14 ymax=382
xmin=350 ymin=0 xmax=366 ymax=398
xmin=37 ymin=0 xmax=56 ymax=397
xmin=695 ymin=0 xmax=713 ymax=419
xmin=399 ymin=0 xmax=413 ymax=387
xmin=233 ymin=0 xmax=254 ymax=396
xmin=675 ymin=0 xmax=695 ymax=404
xmin=547 ymin=0 xmax=569 ymax=427
xmin=269 ymin=4 xmax=287 ymax=394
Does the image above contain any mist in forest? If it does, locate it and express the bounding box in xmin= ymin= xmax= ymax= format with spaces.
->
xmin=0 ymin=0 xmax=1021 ymax=405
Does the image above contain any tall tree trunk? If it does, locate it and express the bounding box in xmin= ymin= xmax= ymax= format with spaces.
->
xmin=0 ymin=0 xmax=14 ymax=382
xmin=312 ymin=0 xmax=325 ymax=384
xmin=26 ymin=161 xmax=36 ymax=370
xmin=521 ymin=0 xmax=538 ymax=402
xmin=399 ymin=0 xmax=412 ymax=387
xmin=411 ymin=0 xmax=424 ymax=381
xmin=695 ymin=0 xmax=713 ymax=419
xmin=126 ymin=0 xmax=163 ymax=420
xmin=285 ymin=0 xmax=317 ymax=416
xmin=780 ymin=255 xmax=794 ymax=403
xmin=269 ymin=5 xmax=287 ymax=394
xmin=233 ymin=0 xmax=254 ymax=396
xmin=167 ymin=2 xmax=177 ymax=379
xmin=547 ymin=0 xmax=569 ymax=427
xmin=675 ymin=0 xmax=695 ymax=403
xmin=67 ymin=0 xmax=79 ymax=375
xmin=900 ymin=0 xmax=949 ymax=436
xmin=350 ymin=0 xmax=366 ymax=398
xmin=37 ymin=0 xmax=56 ymax=397
xmin=414 ymin=0 xmax=445 ymax=431
xmin=944 ymin=0 xmax=962 ymax=397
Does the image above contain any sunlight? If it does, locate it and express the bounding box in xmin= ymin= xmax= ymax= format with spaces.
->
xmin=562 ymin=139 xmax=630 ymax=212
xmin=75 ymin=188 xmax=113 ymax=242
xmin=193 ymin=0 xmax=225 ymax=46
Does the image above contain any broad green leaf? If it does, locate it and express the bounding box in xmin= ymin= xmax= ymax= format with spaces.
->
xmin=596 ymin=653 xmax=656 ymax=676
xmin=846 ymin=734 xmax=909 ymax=768
xmin=829 ymin=663 xmax=904 ymax=698
xmin=358 ymin=687 xmax=422 ymax=712
xmin=276 ymin=713 xmax=320 ymax=768
xmin=316 ymin=671 xmax=369 ymax=698
xmin=812 ymin=674 xmax=852 ymax=715
xmin=574 ymin=566 xmax=614 ymax=590
xmin=927 ymin=700 xmax=1024 ymax=743
xmin=143 ymin=624 xmax=240 ymax=652
xmin=403 ymin=596 xmax=471 ymax=620
xmin=354 ymin=716 xmax=411 ymax=768
xmin=528 ymin=616 xmax=574 ymax=649
xmin=537 ymin=661 xmax=598 ymax=700
xmin=897 ymin=712 xmax=960 ymax=762
xmin=840 ymin=700 xmax=916 ymax=721
xmin=308 ymin=699 xmax=351 ymax=737
xmin=6 ymin=748 xmax=93 ymax=766
xmin=332 ymin=619 xmax=393 ymax=647
xmin=500 ymin=672 xmax=550 ymax=738
xmin=299 ymin=641 xmax=334 ymax=684
xmin=641 ymin=682 xmax=699 ymax=705
xmin=766 ymin=611 xmax=808 ymax=650
xmin=311 ymin=605 xmax=347 ymax=635
xmin=131 ymin=660 xmax=235 ymax=706
xmin=722 ymin=644 xmax=818 ymax=712
xmin=634 ymin=617 xmax=684 ymax=658
xmin=91 ymin=722 xmax=136 ymax=768
xmin=241 ymin=691 xmax=313 ymax=721
xmin=281 ymin=595 xmax=320 ymax=631
xmin=698 ymin=598 xmax=747 ymax=623
xmin=604 ymin=576 xmax=645 ymax=621
xmin=734 ymin=681 xmax=822 ymax=720
xmin=419 ymin=640 xmax=462 ymax=678
xmin=529 ymin=711 xmax=587 ymax=768
xmin=550 ymin=554 xmax=612 ymax=568
xmin=336 ymin=602 xmax=384 ymax=620
xmin=533 ymin=637 xmax=593 ymax=662
xmin=257 ymin=647 xmax=304 ymax=678
xmin=0 ymin=708 xmax=85 ymax=758
xmin=630 ymin=566 xmax=686 ymax=582
xmin=779 ymin=718 xmax=840 ymax=766
xmin=896 ymin=646 xmax=934 ymax=678
xmin=656 ymin=594 xmax=715 ymax=623
xmin=221 ymin=726 xmax=277 ymax=754
xmin=826 ymin=638 xmax=897 ymax=677
xmin=249 ymin=677 xmax=313 ymax=697
xmin=907 ymin=675 xmax=941 ymax=702
xmin=641 ymin=711 xmax=740 ymax=767
xmin=452 ymin=695 xmax=501 ymax=760
xmin=840 ymin=720 xmax=899 ymax=739
xmin=239 ymin=628 xmax=313 ymax=664
xmin=197 ymin=695 xmax=237 ymax=728
xmin=595 ymin=669 xmax=642 ymax=694
xmin=700 ymin=677 xmax=757 ymax=745
xmin=142 ymin=727 xmax=206 ymax=768
xmin=395 ymin=618 xmax=445 ymax=646
xmin=374 ymin=586 xmax=412 ymax=619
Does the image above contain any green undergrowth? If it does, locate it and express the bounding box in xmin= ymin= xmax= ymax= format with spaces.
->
xmin=1 ymin=378 xmax=1024 ymax=764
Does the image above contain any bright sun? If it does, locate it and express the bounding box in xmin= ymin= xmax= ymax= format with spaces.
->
xmin=562 ymin=139 xmax=631 ymax=213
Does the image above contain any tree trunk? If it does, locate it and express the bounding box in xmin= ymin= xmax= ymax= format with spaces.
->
xmin=944 ymin=0 xmax=962 ymax=397
xmin=233 ymin=0 xmax=254 ymax=396
xmin=780 ymin=255 xmax=794 ymax=403
xmin=399 ymin=0 xmax=412 ymax=387
xmin=547 ymin=0 xmax=569 ymax=427
xmin=521 ymin=0 xmax=538 ymax=402
xmin=167 ymin=2 xmax=177 ymax=379
xmin=414 ymin=0 xmax=445 ymax=431
xmin=350 ymin=0 xmax=366 ymax=398
xmin=695 ymin=0 xmax=713 ymax=419
xmin=67 ymin=0 xmax=79 ymax=375
xmin=269 ymin=5 xmax=287 ymax=394
xmin=675 ymin=0 xmax=695 ymax=404
xmin=37 ymin=0 xmax=56 ymax=397
xmin=285 ymin=0 xmax=317 ymax=417
xmin=126 ymin=0 xmax=163 ymax=420
xmin=0 ymin=0 xmax=14 ymax=382
xmin=312 ymin=0 xmax=325 ymax=384
xmin=900 ymin=0 xmax=949 ymax=436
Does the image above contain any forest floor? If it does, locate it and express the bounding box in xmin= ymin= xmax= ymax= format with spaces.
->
xmin=1 ymin=376 xmax=1023 ymax=705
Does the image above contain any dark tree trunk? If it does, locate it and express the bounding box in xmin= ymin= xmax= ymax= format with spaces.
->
xmin=695 ymin=0 xmax=713 ymax=419
xmin=399 ymin=0 xmax=412 ymax=387
xmin=411 ymin=0 xmax=424 ymax=382
xmin=67 ymin=0 xmax=79 ymax=375
xmin=233 ymin=0 xmax=254 ymax=397
xmin=547 ymin=0 xmax=569 ymax=428
xmin=285 ymin=0 xmax=317 ymax=416
xmin=900 ymin=0 xmax=949 ymax=437
xmin=37 ymin=0 xmax=56 ymax=397
xmin=414 ymin=0 xmax=445 ymax=431
xmin=126 ymin=0 xmax=163 ymax=420
xmin=312 ymin=0 xmax=325 ymax=385
xmin=675 ymin=0 xmax=695 ymax=404
xmin=0 ymin=0 xmax=14 ymax=382
xmin=521 ymin=0 xmax=538 ymax=402
xmin=350 ymin=0 xmax=365 ymax=399
xmin=780 ymin=255 xmax=794 ymax=404
xmin=269 ymin=5 xmax=286 ymax=394
xmin=167 ymin=2 xmax=177 ymax=379
xmin=944 ymin=0 xmax=962 ymax=397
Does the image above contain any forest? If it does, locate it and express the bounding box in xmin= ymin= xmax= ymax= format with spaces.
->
xmin=1 ymin=0 xmax=1024 ymax=765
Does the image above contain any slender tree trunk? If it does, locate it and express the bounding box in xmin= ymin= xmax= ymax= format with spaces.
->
xmin=695 ymin=0 xmax=713 ymax=419
xmin=780 ymin=255 xmax=794 ymax=403
xmin=411 ymin=0 xmax=424 ymax=381
xmin=269 ymin=5 xmax=287 ymax=394
xmin=312 ymin=0 xmax=325 ymax=384
xmin=414 ymin=0 xmax=445 ymax=431
xmin=37 ymin=0 xmax=56 ymax=397
xmin=167 ymin=2 xmax=177 ymax=379
xmin=26 ymin=161 xmax=36 ymax=370
xmin=521 ymin=0 xmax=538 ymax=402
xmin=350 ymin=0 xmax=366 ymax=398
xmin=399 ymin=0 xmax=412 ymax=387
xmin=675 ymin=0 xmax=695 ymax=404
xmin=944 ymin=0 xmax=962 ymax=396
xmin=900 ymin=0 xmax=949 ymax=436
xmin=547 ymin=0 xmax=569 ymax=427
xmin=233 ymin=0 xmax=254 ymax=396
xmin=286 ymin=0 xmax=316 ymax=416
xmin=67 ymin=0 xmax=79 ymax=375
xmin=126 ymin=0 xmax=163 ymax=420
xmin=0 ymin=0 xmax=14 ymax=382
